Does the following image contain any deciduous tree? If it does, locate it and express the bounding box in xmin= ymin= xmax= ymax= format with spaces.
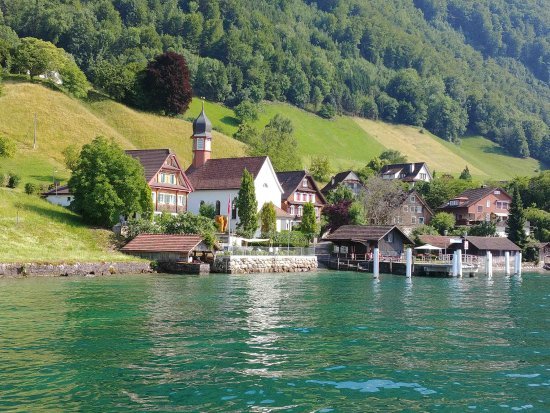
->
xmin=259 ymin=201 xmax=276 ymax=237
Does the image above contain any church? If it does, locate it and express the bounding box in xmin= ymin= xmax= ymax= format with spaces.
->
xmin=185 ymin=106 xmax=292 ymax=234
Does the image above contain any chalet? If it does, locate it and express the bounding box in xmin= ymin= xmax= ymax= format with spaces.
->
xmin=380 ymin=162 xmax=432 ymax=184
xmin=42 ymin=185 xmax=73 ymax=207
xmin=125 ymin=149 xmax=193 ymax=215
xmin=325 ymin=225 xmax=414 ymax=258
xmin=321 ymin=170 xmax=363 ymax=197
xmin=121 ymin=234 xmax=218 ymax=262
xmin=277 ymin=170 xmax=326 ymax=225
xmin=390 ymin=190 xmax=434 ymax=234
xmin=438 ymin=186 xmax=512 ymax=226
xmin=185 ymin=107 xmax=291 ymax=233
xmin=418 ymin=235 xmax=521 ymax=257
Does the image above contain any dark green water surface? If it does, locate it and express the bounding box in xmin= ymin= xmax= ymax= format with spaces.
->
xmin=0 ymin=271 xmax=549 ymax=412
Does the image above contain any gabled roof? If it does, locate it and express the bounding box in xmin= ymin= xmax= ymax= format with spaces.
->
xmin=276 ymin=170 xmax=327 ymax=204
xmin=418 ymin=235 xmax=455 ymax=249
xmin=406 ymin=190 xmax=434 ymax=216
xmin=379 ymin=162 xmax=431 ymax=181
xmin=186 ymin=156 xmax=270 ymax=190
xmin=125 ymin=149 xmax=172 ymax=182
xmin=325 ymin=225 xmax=414 ymax=244
xmin=125 ymin=149 xmax=193 ymax=191
xmin=321 ymin=170 xmax=361 ymax=194
xmin=440 ymin=187 xmax=511 ymax=209
xmin=466 ymin=236 xmax=520 ymax=251
xmin=121 ymin=234 xmax=216 ymax=254
xmin=42 ymin=185 xmax=71 ymax=196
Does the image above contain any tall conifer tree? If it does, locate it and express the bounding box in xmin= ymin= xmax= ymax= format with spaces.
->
xmin=507 ymin=185 xmax=527 ymax=248
xmin=236 ymin=168 xmax=258 ymax=237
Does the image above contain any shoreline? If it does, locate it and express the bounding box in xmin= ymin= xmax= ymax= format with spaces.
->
xmin=0 ymin=261 xmax=153 ymax=277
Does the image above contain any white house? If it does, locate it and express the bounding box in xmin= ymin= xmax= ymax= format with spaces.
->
xmin=42 ymin=185 xmax=73 ymax=207
xmin=186 ymin=107 xmax=292 ymax=234
xmin=379 ymin=162 xmax=432 ymax=184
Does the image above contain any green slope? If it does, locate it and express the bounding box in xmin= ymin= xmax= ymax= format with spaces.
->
xmin=0 ymin=188 xmax=138 ymax=263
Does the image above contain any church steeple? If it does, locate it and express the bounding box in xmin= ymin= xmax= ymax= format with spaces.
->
xmin=191 ymin=102 xmax=212 ymax=169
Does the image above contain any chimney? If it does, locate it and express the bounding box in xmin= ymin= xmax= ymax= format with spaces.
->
xmin=409 ymin=163 xmax=415 ymax=174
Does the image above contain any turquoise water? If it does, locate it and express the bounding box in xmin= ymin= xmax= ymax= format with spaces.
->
xmin=0 ymin=271 xmax=549 ymax=412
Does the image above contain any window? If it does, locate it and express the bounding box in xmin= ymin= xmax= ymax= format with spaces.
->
xmin=397 ymin=216 xmax=402 ymax=224
xmin=177 ymin=195 xmax=185 ymax=207
xmin=486 ymin=200 xmax=490 ymax=208
xmin=417 ymin=206 xmax=422 ymax=213
xmin=477 ymin=205 xmax=483 ymax=212
xmin=410 ymin=195 xmax=416 ymax=203
xmin=205 ymin=138 xmax=211 ymax=151
xmin=314 ymin=207 xmax=319 ymax=216
xmin=159 ymin=173 xmax=166 ymax=183
xmin=311 ymin=194 xmax=315 ymax=203
xmin=403 ymin=205 xmax=409 ymax=212
xmin=170 ymin=174 xmax=175 ymax=184
xmin=494 ymin=190 xmax=500 ymax=195
xmin=215 ymin=200 xmax=221 ymax=215
xmin=302 ymin=179 xmax=308 ymax=187
xmin=411 ymin=216 xmax=417 ymax=224
xmin=449 ymin=200 xmax=459 ymax=206
xmin=196 ymin=138 xmax=204 ymax=150
xmin=168 ymin=194 xmax=176 ymax=205
xmin=419 ymin=173 xmax=427 ymax=180
xmin=298 ymin=206 xmax=303 ymax=216
xmin=152 ymin=192 xmax=156 ymax=203
xmin=290 ymin=205 xmax=295 ymax=215
xmin=418 ymin=217 xmax=425 ymax=224
xmin=387 ymin=233 xmax=394 ymax=243
xmin=485 ymin=213 xmax=490 ymax=221
xmin=294 ymin=192 xmax=300 ymax=202
xmin=67 ymin=197 xmax=71 ymax=202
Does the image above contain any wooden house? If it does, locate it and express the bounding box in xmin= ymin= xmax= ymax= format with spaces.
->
xmin=418 ymin=235 xmax=520 ymax=257
xmin=390 ymin=190 xmax=434 ymax=234
xmin=125 ymin=149 xmax=193 ymax=215
xmin=321 ymin=170 xmax=363 ymax=197
xmin=276 ymin=170 xmax=326 ymax=225
xmin=438 ymin=186 xmax=512 ymax=226
xmin=325 ymin=225 xmax=414 ymax=258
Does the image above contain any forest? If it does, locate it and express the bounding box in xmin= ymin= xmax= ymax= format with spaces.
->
xmin=0 ymin=0 xmax=548 ymax=165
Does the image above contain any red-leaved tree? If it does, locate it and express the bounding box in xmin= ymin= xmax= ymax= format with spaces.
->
xmin=143 ymin=52 xmax=192 ymax=116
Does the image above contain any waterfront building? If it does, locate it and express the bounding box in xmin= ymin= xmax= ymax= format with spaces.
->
xmin=276 ymin=170 xmax=326 ymax=226
xmin=418 ymin=235 xmax=521 ymax=257
xmin=125 ymin=149 xmax=193 ymax=215
xmin=186 ymin=107 xmax=291 ymax=233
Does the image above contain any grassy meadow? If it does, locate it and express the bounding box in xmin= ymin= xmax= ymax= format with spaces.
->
xmin=0 ymin=188 xmax=136 ymax=263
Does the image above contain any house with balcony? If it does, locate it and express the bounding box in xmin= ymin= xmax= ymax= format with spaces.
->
xmin=277 ymin=170 xmax=326 ymax=227
xmin=321 ymin=170 xmax=363 ymax=197
xmin=125 ymin=149 xmax=193 ymax=214
xmin=380 ymin=162 xmax=432 ymax=184
xmin=438 ymin=186 xmax=512 ymax=227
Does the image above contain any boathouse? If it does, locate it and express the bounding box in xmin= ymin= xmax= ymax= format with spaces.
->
xmin=418 ymin=235 xmax=520 ymax=257
xmin=325 ymin=225 xmax=414 ymax=258
xmin=121 ymin=234 xmax=218 ymax=262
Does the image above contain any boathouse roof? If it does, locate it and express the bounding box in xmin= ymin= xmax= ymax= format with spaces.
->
xmin=325 ymin=225 xmax=414 ymax=244
xmin=121 ymin=234 xmax=218 ymax=254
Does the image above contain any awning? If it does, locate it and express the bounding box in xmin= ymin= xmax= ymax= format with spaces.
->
xmin=414 ymin=244 xmax=443 ymax=250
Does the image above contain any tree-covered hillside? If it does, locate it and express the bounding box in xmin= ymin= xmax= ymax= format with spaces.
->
xmin=0 ymin=0 xmax=548 ymax=165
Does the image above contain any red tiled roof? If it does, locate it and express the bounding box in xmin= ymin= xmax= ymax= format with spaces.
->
xmin=440 ymin=187 xmax=511 ymax=209
xmin=121 ymin=234 xmax=205 ymax=253
xmin=186 ymin=156 xmax=267 ymax=190
xmin=275 ymin=205 xmax=292 ymax=218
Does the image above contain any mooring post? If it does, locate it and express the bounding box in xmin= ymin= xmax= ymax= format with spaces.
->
xmin=451 ymin=251 xmax=458 ymax=277
xmin=486 ymin=251 xmax=493 ymax=278
xmin=373 ymin=247 xmax=379 ymax=279
xmin=514 ymin=252 xmax=522 ymax=276
xmin=406 ymin=247 xmax=412 ymax=278
xmin=504 ymin=251 xmax=510 ymax=276
xmin=457 ymin=249 xmax=463 ymax=277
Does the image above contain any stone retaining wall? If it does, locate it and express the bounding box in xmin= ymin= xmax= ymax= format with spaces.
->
xmin=212 ymin=255 xmax=318 ymax=274
xmin=0 ymin=262 xmax=153 ymax=277
xmin=158 ymin=262 xmax=211 ymax=275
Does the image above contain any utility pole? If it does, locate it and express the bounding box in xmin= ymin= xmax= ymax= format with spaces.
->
xmin=33 ymin=113 xmax=37 ymax=149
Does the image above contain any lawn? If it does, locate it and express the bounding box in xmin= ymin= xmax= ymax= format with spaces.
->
xmin=0 ymin=188 xmax=137 ymax=263
xmin=186 ymin=100 xmax=386 ymax=171
xmin=355 ymin=118 xmax=544 ymax=179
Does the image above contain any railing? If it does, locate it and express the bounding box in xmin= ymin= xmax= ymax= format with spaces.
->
xmin=218 ymin=246 xmax=316 ymax=256
xmin=330 ymin=252 xmax=481 ymax=265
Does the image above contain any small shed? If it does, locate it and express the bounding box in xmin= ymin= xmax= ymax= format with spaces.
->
xmin=464 ymin=236 xmax=520 ymax=257
xmin=325 ymin=225 xmax=414 ymax=258
xmin=121 ymin=234 xmax=217 ymax=262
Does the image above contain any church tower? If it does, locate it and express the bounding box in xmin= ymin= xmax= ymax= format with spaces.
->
xmin=190 ymin=102 xmax=212 ymax=169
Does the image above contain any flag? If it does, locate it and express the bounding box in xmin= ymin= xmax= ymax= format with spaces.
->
xmin=227 ymin=194 xmax=231 ymax=215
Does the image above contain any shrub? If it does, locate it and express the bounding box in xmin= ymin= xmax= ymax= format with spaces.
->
xmin=7 ymin=173 xmax=20 ymax=188
xmin=24 ymin=182 xmax=38 ymax=195
xmin=0 ymin=136 xmax=16 ymax=158
xmin=270 ymin=230 xmax=309 ymax=247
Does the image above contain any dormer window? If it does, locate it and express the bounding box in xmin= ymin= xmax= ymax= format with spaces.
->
xmin=449 ymin=200 xmax=459 ymax=206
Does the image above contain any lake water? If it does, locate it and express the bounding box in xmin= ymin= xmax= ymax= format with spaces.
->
xmin=0 ymin=271 xmax=549 ymax=412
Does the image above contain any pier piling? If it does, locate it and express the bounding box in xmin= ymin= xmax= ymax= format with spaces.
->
xmin=405 ymin=248 xmax=412 ymax=278
xmin=505 ymin=251 xmax=510 ymax=275
xmin=514 ymin=252 xmax=522 ymax=276
xmin=485 ymin=251 xmax=493 ymax=278
xmin=373 ymin=248 xmax=379 ymax=279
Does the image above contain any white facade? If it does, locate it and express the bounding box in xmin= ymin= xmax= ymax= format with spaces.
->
xmin=44 ymin=194 xmax=73 ymax=207
xmin=187 ymin=158 xmax=287 ymax=234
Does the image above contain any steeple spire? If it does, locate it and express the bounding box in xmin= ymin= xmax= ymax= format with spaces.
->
xmin=190 ymin=103 xmax=212 ymax=169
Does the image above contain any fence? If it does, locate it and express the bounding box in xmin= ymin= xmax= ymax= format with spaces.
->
xmin=218 ymin=246 xmax=316 ymax=257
